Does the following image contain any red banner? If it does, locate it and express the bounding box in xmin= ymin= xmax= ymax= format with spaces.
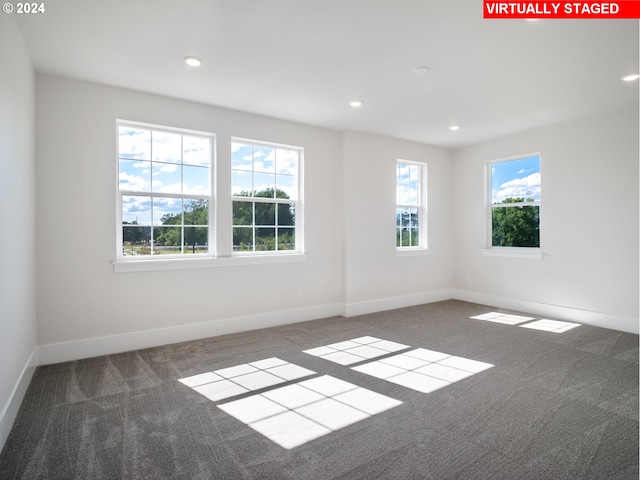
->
xmin=484 ymin=1 xmax=640 ymax=18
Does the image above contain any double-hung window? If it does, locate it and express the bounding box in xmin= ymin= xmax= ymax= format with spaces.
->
xmin=231 ymin=139 xmax=302 ymax=254
xmin=396 ymin=161 xmax=427 ymax=250
xmin=117 ymin=122 xmax=214 ymax=258
xmin=488 ymin=154 xmax=541 ymax=249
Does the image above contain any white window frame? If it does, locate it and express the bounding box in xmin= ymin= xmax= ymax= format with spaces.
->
xmin=114 ymin=120 xmax=216 ymax=265
xmin=482 ymin=153 xmax=542 ymax=259
xmin=395 ymin=160 xmax=428 ymax=257
xmin=231 ymin=138 xmax=304 ymax=256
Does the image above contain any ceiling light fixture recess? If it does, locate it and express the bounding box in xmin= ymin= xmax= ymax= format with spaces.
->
xmin=350 ymin=100 xmax=363 ymax=107
xmin=621 ymin=73 xmax=639 ymax=82
xmin=449 ymin=125 xmax=460 ymax=131
xmin=413 ymin=66 xmax=430 ymax=75
xmin=184 ymin=56 xmax=202 ymax=67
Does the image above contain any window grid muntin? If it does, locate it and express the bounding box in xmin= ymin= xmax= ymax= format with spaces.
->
xmin=117 ymin=122 xmax=214 ymax=258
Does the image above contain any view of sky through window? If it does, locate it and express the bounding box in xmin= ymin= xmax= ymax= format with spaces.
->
xmin=491 ymin=155 xmax=541 ymax=204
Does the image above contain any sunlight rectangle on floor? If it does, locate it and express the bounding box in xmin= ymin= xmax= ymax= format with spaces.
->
xmin=303 ymin=336 xmax=409 ymax=365
xmin=519 ymin=319 xmax=581 ymax=332
xmin=352 ymin=348 xmax=493 ymax=394
xmin=470 ymin=312 xmax=535 ymax=325
xmin=179 ymin=357 xmax=315 ymax=402
xmin=218 ymin=375 xmax=402 ymax=449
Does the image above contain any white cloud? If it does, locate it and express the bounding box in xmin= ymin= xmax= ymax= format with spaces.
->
xmin=119 ymin=172 xmax=149 ymax=192
xmin=156 ymin=164 xmax=179 ymax=173
xmin=494 ymin=172 xmax=541 ymax=202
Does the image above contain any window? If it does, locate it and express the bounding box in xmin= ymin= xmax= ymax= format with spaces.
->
xmin=396 ymin=161 xmax=426 ymax=249
xmin=231 ymin=139 xmax=302 ymax=254
xmin=488 ymin=154 xmax=541 ymax=248
xmin=117 ymin=122 xmax=214 ymax=258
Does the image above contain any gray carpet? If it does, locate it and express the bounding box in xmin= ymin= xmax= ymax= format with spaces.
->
xmin=0 ymin=300 xmax=638 ymax=479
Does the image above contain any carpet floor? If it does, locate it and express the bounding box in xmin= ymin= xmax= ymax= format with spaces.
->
xmin=0 ymin=300 xmax=638 ymax=479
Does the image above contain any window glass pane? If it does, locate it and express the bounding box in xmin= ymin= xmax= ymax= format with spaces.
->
xmin=491 ymin=156 xmax=541 ymax=204
xmin=118 ymin=126 xmax=151 ymax=160
xmin=153 ymin=197 xmax=182 ymax=226
xmin=152 ymin=163 xmax=181 ymax=194
xmin=232 ymin=171 xmax=253 ymax=197
xmin=154 ymin=226 xmax=182 ymax=254
xmin=122 ymin=225 xmax=151 ymax=255
xmin=397 ymin=184 xmax=410 ymax=204
xmin=276 ymin=149 xmax=298 ymax=175
xmin=411 ymin=227 xmax=419 ymax=247
xmin=183 ymin=136 xmax=210 ymax=166
xmin=255 ymin=227 xmax=275 ymax=251
xmin=399 ymin=208 xmax=412 ymax=227
xmin=152 ymin=131 xmax=182 ymax=164
xmin=119 ymin=159 xmax=151 ymax=192
xmin=255 ymin=202 xmax=276 ymax=226
xmin=254 ymin=173 xmax=275 ymax=197
xmin=410 ymin=209 xmax=419 ymax=229
xmin=183 ymin=227 xmax=208 ymax=254
xmin=276 ymin=175 xmax=296 ymax=200
xmin=233 ymin=227 xmax=253 ymax=251
xmin=122 ymin=195 xmax=152 ymax=225
xmin=183 ymin=165 xmax=209 ymax=195
xmin=278 ymin=228 xmax=295 ymax=250
xmin=184 ymin=199 xmax=208 ymax=226
xmin=492 ymin=205 xmax=540 ymax=247
xmin=232 ymin=142 xmax=253 ymax=171
xmin=233 ymin=201 xmax=253 ymax=226
xmin=399 ymin=227 xmax=411 ymax=247
xmin=277 ymin=203 xmax=295 ymax=226
xmin=408 ymin=184 xmax=419 ymax=205
xmin=409 ymin=165 xmax=420 ymax=183
xmin=397 ymin=163 xmax=410 ymax=185
xmin=254 ymin=146 xmax=275 ymax=173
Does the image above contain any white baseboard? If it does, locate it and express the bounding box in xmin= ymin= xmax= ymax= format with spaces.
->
xmin=34 ymin=291 xmax=640 ymax=366
xmin=0 ymin=347 xmax=38 ymax=453
xmin=38 ymin=303 xmax=343 ymax=366
xmin=343 ymin=289 xmax=455 ymax=317
xmin=452 ymin=289 xmax=639 ymax=334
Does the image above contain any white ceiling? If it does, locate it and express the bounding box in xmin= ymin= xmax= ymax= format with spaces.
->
xmin=15 ymin=1 xmax=639 ymax=148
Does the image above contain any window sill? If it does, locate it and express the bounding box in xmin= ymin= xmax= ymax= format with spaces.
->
xmin=481 ymin=248 xmax=542 ymax=260
xmin=113 ymin=253 xmax=307 ymax=273
xmin=396 ymin=248 xmax=430 ymax=258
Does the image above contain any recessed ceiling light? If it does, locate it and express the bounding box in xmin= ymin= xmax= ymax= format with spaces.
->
xmin=413 ymin=66 xmax=431 ymax=75
xmin=350 ymin=100 xmax=363 ymax=107
xmin=449 ymin=125 xmax=460 ymax=131
xmin=184 ymin=56 xmax=202 ymax=67
xmin=621 ymin=74 xmax=640 ymax=82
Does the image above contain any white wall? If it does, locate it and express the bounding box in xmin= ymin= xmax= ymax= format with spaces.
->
xmin=36 ymin=75 xmax=344 ymax=362
xmin=342 ymin=131 xmax=455 ymax=315
xmin=0 ymin=15 xmax=38 ymax=451
xmin=35 ymin=75 xmax=461 ymax=363
xmin=453 ymin=108 xmax=639 ymax=333
xmin=33 ymin=73 xmax=640 ymax=364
